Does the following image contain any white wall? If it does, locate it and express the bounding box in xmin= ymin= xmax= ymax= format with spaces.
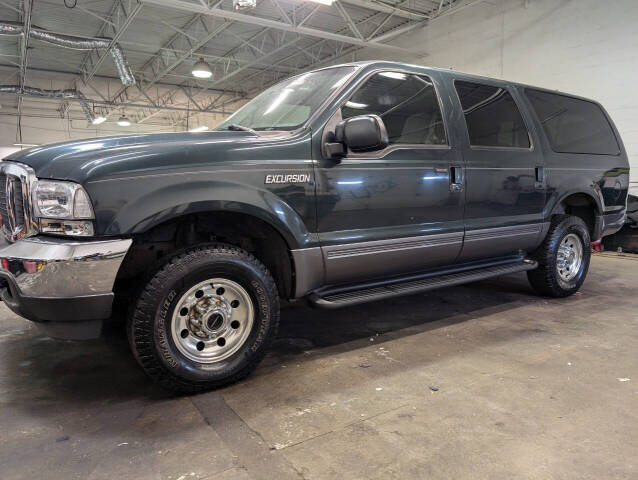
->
xmin=347 ymin=0 xmax=638 ymax=188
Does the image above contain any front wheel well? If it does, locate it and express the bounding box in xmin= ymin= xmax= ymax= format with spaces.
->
xmin=115 ymin=212 xmax=294 ymax=299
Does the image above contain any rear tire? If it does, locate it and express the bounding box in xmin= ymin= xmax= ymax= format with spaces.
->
xmin=128 ymin=244 xmax=279 ymax=393
xmin=527 ymin=215 xmax=591 ymax=297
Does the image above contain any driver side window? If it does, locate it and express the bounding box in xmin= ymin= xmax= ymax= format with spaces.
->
xmin=341 ymin=71 xmax=447 ymax=146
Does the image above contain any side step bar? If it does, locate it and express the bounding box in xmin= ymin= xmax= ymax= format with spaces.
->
xmin=308 ymin=259 xmax=538 ymax=309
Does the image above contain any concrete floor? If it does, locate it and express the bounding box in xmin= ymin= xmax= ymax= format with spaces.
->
xmin=1 ymin=254 xmax=637 ymax=480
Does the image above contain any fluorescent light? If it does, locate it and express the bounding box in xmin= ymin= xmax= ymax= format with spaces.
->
xmin=379 ymin=71 xmax=407 ymax=80
xmin=345 ymin=101 xmax=367 ymax=109
xmin=13 ymin=143 xmax=38 ymax=147
xmin=309 ymin=0 xmax=333 ymax=4
xmin=189 ymin=125 xmax=209 ymax=132
xmin=337 ymin=180 xmax=363 ymax=185
xmin=192 ymin=58 xmax=213 ymax=79
xmin=92 ymin=115 xmax=106 ymax=125
xmin=117 ymin=115 xmax=131 ymax=127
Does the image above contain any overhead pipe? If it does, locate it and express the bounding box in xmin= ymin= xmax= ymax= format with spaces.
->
xmin=0 ymin=85 xmax=95 ymax=123
xmin=0 ymin=21 xmax=135 ymax=86
xmin=0 ymin=85 xmax=232 ymax=116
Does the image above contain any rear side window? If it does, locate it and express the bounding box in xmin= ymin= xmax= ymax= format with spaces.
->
xmin=455 ymin=80 xmax=530 ymax=149
xmin=525 ymin=89 xmax=619 ymax=155
xmin=341 ymin=71 xmax=447 ymax=145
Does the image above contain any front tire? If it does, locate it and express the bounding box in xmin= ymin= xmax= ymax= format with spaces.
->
xmin=527 ymin=215 xmax=591 ymax=297
xmin=128 ymin=244 xmax=279 ymax=393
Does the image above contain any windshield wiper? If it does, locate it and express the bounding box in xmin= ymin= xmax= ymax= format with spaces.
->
xmin=227 ymin=124 xmax=257 ymax=134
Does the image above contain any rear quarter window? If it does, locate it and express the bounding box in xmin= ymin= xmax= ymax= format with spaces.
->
xmin=525 ymin=89 xmax=620 ymax=155
xmin=454 ymin=80 xmax=531 ymax=149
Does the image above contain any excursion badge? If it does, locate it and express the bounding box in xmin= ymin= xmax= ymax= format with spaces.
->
xmin=264 ymin=173 xmax=311 ymax=184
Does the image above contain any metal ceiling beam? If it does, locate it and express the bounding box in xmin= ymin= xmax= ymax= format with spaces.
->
xmin=140 ymin=0 xmax=418 ymax=54
xmin=141 ymin=20 xmax=232 ymax=91
xmin=110 ymin=13 xmax=237 ymax=110
xmin=78 ymin=0 xmax=126 ymax=78
xmin=205 ymin=35 xmax=301 ymax=91
xmin=339 ymin=0 xmax=428 ymax=21
xmin=0 ymin=89 xmax=230 ymax=115
xmin=83 ymin=1 xmax=143 ymax=84
xmin=0 ymin=63 xmax=243 ymax=96
xmin=117 ymin=42 xmax=301 ymax=74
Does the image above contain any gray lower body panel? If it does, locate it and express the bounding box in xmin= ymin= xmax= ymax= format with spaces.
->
xmin=456 ymin=223 xmax=546 ymax=262
xmin=321 ymin=231 xmax=463 ymax=285
xmin=292 ymin=224 xmax=547 ymax=298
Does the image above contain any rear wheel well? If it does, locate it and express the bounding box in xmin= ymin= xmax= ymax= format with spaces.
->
xmin=115 ymin=212 xmax=294 ymax=300
xmin=555 ymin=193 xmax=598 ymax=238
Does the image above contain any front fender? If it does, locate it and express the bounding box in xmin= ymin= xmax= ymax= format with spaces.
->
xmin=88 ymin=177 xmax=315 ymax=249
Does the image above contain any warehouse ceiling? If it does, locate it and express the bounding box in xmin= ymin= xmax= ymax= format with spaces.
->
xmin=0 ymin=0 xmax=482 ymax=138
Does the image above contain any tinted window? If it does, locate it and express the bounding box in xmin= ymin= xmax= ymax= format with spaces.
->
xmin=455 ymin=80 xmax=530 ymax=148
xmin=341 ymin=71 xmax=446 ymax=145
xmin=525 ymin=89 xmax=619 ymax=155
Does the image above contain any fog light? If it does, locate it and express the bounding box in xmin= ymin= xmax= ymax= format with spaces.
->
xmin=40 ymin=219 xmax=94 ymax=236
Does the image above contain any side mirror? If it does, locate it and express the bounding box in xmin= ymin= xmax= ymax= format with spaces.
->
xmin=325 ymin=114 xmax=389 ymax=159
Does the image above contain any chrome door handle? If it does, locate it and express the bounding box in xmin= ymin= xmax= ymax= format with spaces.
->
xmin=535 ymin=166 xmax=545 ymax=189
xmin=450 ymin=166 xmax=464 ymax=192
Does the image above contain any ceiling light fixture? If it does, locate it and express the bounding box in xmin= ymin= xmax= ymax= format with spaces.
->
xmin=192 ymin=58 xmax=213 ymax=79
xmin=233 ymin=0 xmax=256 ymax=9
xmin=189 ymin=125 xmax=209 ymax=132
xmin=92 ymin=115 xmax=106 ymax=125
xmin=308 ymin=0 xmax=333 ymax=4
xmin=117 ymin=115 xmax=131 ymax=127
xmin=13 ymin=143 xmax=39 ymax=147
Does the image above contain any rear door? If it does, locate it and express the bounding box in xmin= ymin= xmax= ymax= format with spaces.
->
xmin=451 ymin=78 xmax=546 ymax=261
xmin=313 ymin=69 xmax=465 ymax=285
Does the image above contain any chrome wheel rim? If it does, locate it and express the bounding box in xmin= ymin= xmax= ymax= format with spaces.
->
xmin=556 ymin=233 xmax=583 ymax=282
xmin=171 ymin=278 xmax=254 ymax=364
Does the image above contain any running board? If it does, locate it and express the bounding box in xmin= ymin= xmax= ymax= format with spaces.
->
xmin=308 ymin=259 xmax=538 ymax=309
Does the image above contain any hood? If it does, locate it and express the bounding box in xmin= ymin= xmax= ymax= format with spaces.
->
xmin=2 ymin=130 xmax=260 ymax=183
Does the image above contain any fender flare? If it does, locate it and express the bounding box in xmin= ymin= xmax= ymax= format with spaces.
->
xmin=102 ymin=179 xmax=313 ymax=250
xmin=549 ymin=187 xmax=604 ymax=239
xmin=549 ymin=187 xmax=604 ymax=217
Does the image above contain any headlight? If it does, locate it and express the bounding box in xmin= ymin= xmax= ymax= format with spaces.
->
xmin=32 ymin=180 xmax=94 ymax=219
xmin=32 ymin=180 xmax=95 ymax=236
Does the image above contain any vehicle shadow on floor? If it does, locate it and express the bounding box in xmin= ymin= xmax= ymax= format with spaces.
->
xmin=0 ymin=273 xmax=565 ymax=407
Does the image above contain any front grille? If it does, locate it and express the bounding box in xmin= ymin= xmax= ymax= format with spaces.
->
xmin=0 ymin=173 xmax=7 ymax=229
xmin=0 ymin=162 xmax=36 ymax=241
xmin=12 ymin=178 xmax=24 ymax=230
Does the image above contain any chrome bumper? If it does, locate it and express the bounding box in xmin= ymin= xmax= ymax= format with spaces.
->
xmin=0 ymin=236 xmax=132 ymax=338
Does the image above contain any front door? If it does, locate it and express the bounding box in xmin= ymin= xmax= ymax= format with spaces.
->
xmin=314 ymin=69 xmax=465 ymax=286
xmin=450 ymin=78 xmax=546 ymax=262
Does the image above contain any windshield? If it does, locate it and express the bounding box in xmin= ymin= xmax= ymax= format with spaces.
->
xmin=216 ymin=66 xmax=356 ymax=131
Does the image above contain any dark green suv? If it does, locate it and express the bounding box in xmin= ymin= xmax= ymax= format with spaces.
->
xmin=0 ymin=61 xmax=629 ymax=392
